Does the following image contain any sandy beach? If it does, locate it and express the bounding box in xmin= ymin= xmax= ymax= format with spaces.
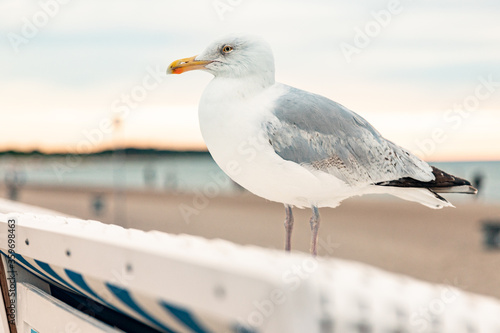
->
xmin=2 ymin=184 xmax=500 ymax=299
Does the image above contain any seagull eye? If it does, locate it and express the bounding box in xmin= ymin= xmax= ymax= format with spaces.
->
xmin=222 ymin=45 xmax=233 ymax=54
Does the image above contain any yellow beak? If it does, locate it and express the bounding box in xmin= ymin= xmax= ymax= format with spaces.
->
xmin=166 ymin=55 xmax=213 ymax=74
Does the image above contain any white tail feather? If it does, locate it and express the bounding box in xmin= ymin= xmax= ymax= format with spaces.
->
xmin=369 ymin=186 xmax=454 ymax=209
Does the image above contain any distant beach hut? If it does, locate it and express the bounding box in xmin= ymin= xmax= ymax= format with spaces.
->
xmin=482 ymin=220 xmax=500 ymax=249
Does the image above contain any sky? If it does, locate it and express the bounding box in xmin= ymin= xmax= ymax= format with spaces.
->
xmin=1 ymin=0 xmax=499 ymax=161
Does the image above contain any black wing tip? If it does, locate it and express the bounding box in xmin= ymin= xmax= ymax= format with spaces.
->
xmin=375 ymin=166 xmax=477 ymax=195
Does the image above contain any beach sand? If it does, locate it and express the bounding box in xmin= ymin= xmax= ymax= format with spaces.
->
xmin=2 ymin=185 xmax=500 ymax=298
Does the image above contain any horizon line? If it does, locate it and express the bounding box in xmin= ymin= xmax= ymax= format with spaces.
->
xmin=0 ymin=147 xmax=498 ymax=164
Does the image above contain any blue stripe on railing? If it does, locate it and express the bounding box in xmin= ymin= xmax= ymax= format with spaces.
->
xmin=35 ymin=260 xmax=81 ymax=294
xmin=106 ymin=283 xmax=176 ymax=333
xmin=160 ymin=301 xmax=211 ymax=333
xmin=64 ymin=269 xmax=102 ymax=300
xmin=9 ymin=253 xmax=61 ymax=287
xmin=4 ymin=252 xmax=222 ymax=333
xmin=64 ymin=269 xmax=122 ymax=313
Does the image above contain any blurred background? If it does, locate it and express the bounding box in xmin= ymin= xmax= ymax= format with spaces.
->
xmin=1 ymin=0 xmax=500 ymax=297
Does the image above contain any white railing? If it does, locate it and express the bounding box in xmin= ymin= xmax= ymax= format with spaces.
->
xmin=0 ymin=201 xmax=499 ymax=333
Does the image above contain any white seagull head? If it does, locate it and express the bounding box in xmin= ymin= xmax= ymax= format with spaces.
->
xmin=167 ymin=34 xmax=275 ymax=83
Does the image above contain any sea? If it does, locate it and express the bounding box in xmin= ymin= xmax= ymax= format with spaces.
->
xmin=0 ymin=153 xmax=499 ymax=204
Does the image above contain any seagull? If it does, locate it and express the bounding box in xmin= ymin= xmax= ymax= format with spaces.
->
xmin=167 ymin=34 xmax=477 ymax=255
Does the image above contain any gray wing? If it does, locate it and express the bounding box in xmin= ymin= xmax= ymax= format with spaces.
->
xmin=266 ymin=85 xmax=434 ymax=186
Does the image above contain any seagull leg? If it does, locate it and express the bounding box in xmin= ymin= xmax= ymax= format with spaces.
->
xmin=284 ymin=204 xmax=294 ymax=252
xmin=309 ymin=206 xmax=320 ymax=256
